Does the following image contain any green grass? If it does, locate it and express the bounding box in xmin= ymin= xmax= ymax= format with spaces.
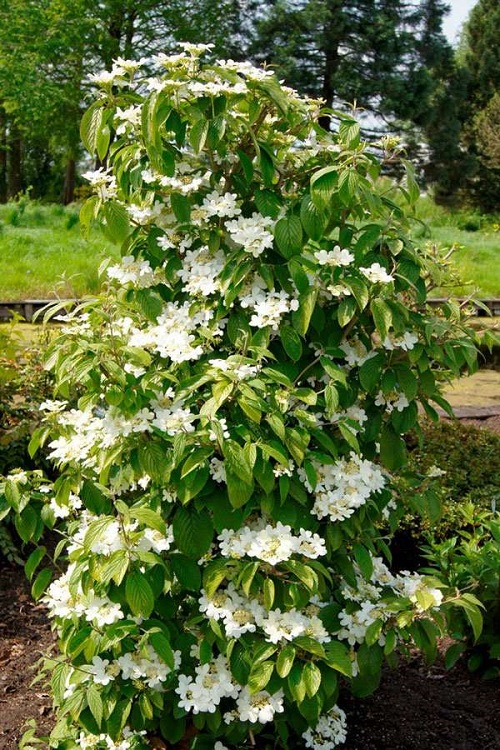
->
xmin=0 ymin=197 xmax=499 ymax=300
xmin=0 ymin=201 xmax=119 ymax=301
xmin=412 ymin=197 xmax=500 ymax=298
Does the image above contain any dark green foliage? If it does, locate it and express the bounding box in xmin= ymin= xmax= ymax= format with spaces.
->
xmin=422 ymin=505 xmax=500 ymax=678
xmin=252 ymin=0 xmax=452 ymax=128
xmin=0 ymin=326 xmax=54 ymax=475
xmin=396 ymin=419 xmax=500 ymax=545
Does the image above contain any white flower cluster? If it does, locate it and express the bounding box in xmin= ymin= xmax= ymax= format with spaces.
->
xmin=200 ymin=190 xmax=241 ymax=219
xmin=315 ymin=246 xmax=354 ymax=267
xmin=302 ymin=706 xmax=348 ymax=749
xmin=198 ymin=584 xmax=330 ymax=644
xmin=359 ymin=262 xmax=393 ymax=283
xmin=49 ymin=491 xmax=82 ymax=519
xmin=76 ymin=727 xmax=147 ymax=750
xmin=240 ymin=277 xmax=299 ymax=331
xmin=218 ymin=521 xmax=326 ymax=565
xmin=114 ymin=104 xmax=142 ymax=135
xmin=176 ymin=655 xmax=238 ymax=714
xmin=177 ymin=246 xmax=225 ymax=296
xmin=339 ymin=338 xmax=377 ymax=368
xmin=128 ymin=302 xmax=221 ymax=363
xmin=48 ymin=391 xmax=197 ymax=468
xmin=374 ymin=391 xmax=409 ymax=413
xmin=337 ymin=556 xmax=443 ymax=645
xmin=107 ymin=255 xmax=158 ymax=288
xmin=225 ymin=212 xmax=275 ymax=258
xmin=383 ymin=331 xmax=419 ymax=351
xmin=81 ymin=168 xmax=117 ymax=201
xmin=176 ymin=654 xmax=285 ymax=725
xmin=298 ymin=453 xmax=386 ymax=522
xmin=44 ymin=567 xmax=124 ymax=627
xmin=209 ymin=357 xmax=261 ymax=381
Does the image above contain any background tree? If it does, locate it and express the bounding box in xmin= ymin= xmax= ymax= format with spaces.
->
xmin=251 ymin=0 xmax=452 ymax=134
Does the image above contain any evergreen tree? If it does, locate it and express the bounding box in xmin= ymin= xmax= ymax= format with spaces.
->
xmin=252 ymin=0 xmax=452 ymax=131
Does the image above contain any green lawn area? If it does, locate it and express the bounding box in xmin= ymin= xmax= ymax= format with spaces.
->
xmin=0 ymin=202 xmax=118 ymax=301
xmin=412 ymin=197 xmax=500 ymax=298
xmin=0 ymin=197 xmax=499 ymax=300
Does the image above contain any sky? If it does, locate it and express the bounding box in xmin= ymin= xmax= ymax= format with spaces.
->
xmin=442 ymin=0 xmax=478 ymax=44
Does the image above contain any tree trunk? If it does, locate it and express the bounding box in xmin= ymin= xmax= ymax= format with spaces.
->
xmin=0 ymin=107 xmax=7 ymax=203
xmin=63 ymin=157 xmax=76 ymax=204
xmin=7 ymin=122 xmax=22 ymax=199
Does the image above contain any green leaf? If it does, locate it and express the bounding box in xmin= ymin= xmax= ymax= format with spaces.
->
xmin=248 ymin=661 xmax=274 ymax=693
xmin=359 ymin=353 xmax=384 ymax=391
xmin=31 ymin=568 xmax=52 ymax=601
xmin=292 ymin=289 xmax=317 ymax=336
xmin=24 ymin=546 xmax=46 ymax=582
xmin=274 ymin=215 xmax=303 ymax=259
xmin=288 ymin=664 xmax=306 ymax=703
xmin=303 ymin=662 xmax=322 ymax=698
xmin=254 ymin=189 xmax=282 ymax=218
xmin=300 ymin=195 xmax=326 ymax=240
xmin=14 ymin=506 xmax=38 ymax=542
xmin=149 ymin=632 xmax=175 ymax=670
xmin=102 ymin=201 xmax=130 ymax=243
xmin=310 ymin=166 xmax=338 ymax=209
xmin=135 ymin=289 xmax=163 ymax=322
xmin=324 ymin=641 xmax=352 ymax=677
xmin=86 ymin=684 xmax=103 ymax=728
xmin=172 ymin=506 xmax=214 ymax=559
xmin=81 ymin=103 xmax=104 ymax=154
xmin=189 ymin=118 xmax=209 ymax=153
xmin=276 ymin=645 xmax=296 ymax=678
xmin=203 ymin=560 xmax=228 ymax=598
xmin=223 ymin=440 xmax=253 ymax=485
xmin=280 ymin=325 xmax=303 ymax=361
xmin=170 ymin=193 xmax=191 ymax=223
xmin=125 ymin=568 xmax=155 ymax=618
xmin=370 ymin=298 xmax=393 ymax=340
xmin=170 ymin=553 xmax=201 ymax=591
xmin=379 ymin=424 xmax=407 ymax=469
xmin=338 ymin=169 xmax=360 ymax=204
xmin=353 ymin=543 xmax=374 ymax=580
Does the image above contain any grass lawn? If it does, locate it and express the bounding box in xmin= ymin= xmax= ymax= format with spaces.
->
xmin=0 ymin=202 xmax=119 ymax=301
xmin=0 ymin=197 xmax=499 ymax=300
xmin=412 ymin=198 xmax=500 ymax=298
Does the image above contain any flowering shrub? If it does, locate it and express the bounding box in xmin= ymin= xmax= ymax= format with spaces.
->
xmin=27 ymin=45 xmax=482 ymax=749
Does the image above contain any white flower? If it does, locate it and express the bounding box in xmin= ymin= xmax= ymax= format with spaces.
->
xmin=177 ymin=247 xmax=225 ymax=296
xmin=209 ymin=458 xmax=227 ymax=483
xmin=299 ymin=453 xmax=386 ymax=523
xmin=359 ymin=262 xmax=393 ymax=283
xmin=201 ymin=190 xmax=241 ymax=219
xmin=383 ymin=331 xmax=418 ymax=351
xmin=316 ymin=246 xmax=354 ymax=267
xmin=209 ymin=357 xmax=261 ymax=381
xmin=81 ymin=168 xmax=117 ymax=201
xmin=225 ymin=213 xmax=275 ymax=258
xmin=87 ymin=656 xmax=116 ymax=686
xmin=303 ymin=706 xmax=348 ymax=749
xmin=107 ymin=255 xmax=157 ymax=288
xmin=236 ymin=687 xmax=285 ymax=724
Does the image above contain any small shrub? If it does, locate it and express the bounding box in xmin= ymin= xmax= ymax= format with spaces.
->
xmin=422 ymin=503 xmax=500 ymax=678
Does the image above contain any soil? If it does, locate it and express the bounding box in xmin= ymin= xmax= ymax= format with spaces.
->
xmin=1 ymin=411 xmax=499 ymax=750
xmin=0 ymin=562 xmax=55 ymax=750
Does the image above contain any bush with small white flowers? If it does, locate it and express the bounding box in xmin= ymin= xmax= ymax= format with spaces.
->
xmin=24 ymin=44 xmax=482 ymax=750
